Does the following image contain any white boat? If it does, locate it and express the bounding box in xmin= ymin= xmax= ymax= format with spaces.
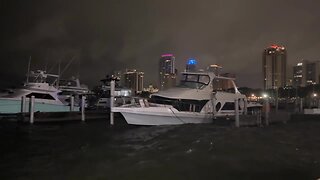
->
xmin=58 ymin=77 xmax=89 ymax=95
xmin=57 ymin=77 xmax=90 ymax=107
xmin=112 ymin=68 xmax=249 ymax=125
xmin=0 ymin=70 xmax=79 ymax=114
xmin=94 ymin=76 xmax=132 ymax=109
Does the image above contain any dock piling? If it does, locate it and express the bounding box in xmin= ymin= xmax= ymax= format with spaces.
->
xmin=110 ymin=80 xmax=115 ymax=125
xmin=81 ymin=96 xmax=86 ymax=121
xmin=235 ymin=99 xmax=240 ymax=127
xmin=300 ymin=98 xmax=303 ymax=113
xmin=264 ymin=98 xmax=269 ymax=126
xmin=29 ymin=96 xmax=35 ymax=124
xmin=70 ymin=96 xmax=74 ymax=112
xmin=244 ymin=98 xmax=248 ymax=115
xmin=212 ymin=95 xmax=216 ymax=116
xmin=256 ymin=110 xmax=262 ymax=126
xmin=21 ymin=96 xmax=26 ymax=113
xmin=275 ymin=89 xmax=279 ymax=113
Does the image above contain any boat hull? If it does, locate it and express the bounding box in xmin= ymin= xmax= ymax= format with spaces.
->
xmin=112 ymin=106 xmax=213 ymax=125
xmin=0 ymin=99 xmax=78 ymax=114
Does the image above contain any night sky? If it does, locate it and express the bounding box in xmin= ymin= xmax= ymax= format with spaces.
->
xmin=1 ymin=0 xmax=320 ymax=88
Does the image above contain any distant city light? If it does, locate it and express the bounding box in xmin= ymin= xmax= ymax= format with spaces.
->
xmin=209 ymin=64 xmax=222 ymax=69
xmin=161 ymin=54 xmax=173 ymax=57
xmin=270 ymin=45 xmax=278 ymax=49
xmin=269 ymin=44 xmax=285 ymax=50
xmin=187 ymin=59 xmax=197 ymax=65
xmin=297 ymin=63 xmax=303 ymax=66
xmin=262 ymin=93 xmax=268 ymax=98
xmin=313 ymin=93 xmax=317 ymax=97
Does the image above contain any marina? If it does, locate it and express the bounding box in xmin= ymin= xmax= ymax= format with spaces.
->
xmin=1 ymin=1 xmax=320 ymax=178
xmin=0 ymin=62 xmax=320 ymax=180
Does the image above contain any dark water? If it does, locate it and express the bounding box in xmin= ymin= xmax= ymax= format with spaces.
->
xmin=0 ymin=119 xmax=320 ymax=180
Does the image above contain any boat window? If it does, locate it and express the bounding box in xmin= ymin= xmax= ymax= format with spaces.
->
xmin=221 ymin=102 xmax=235 ymax=110
xmin=216 ymin=102 xmax=221 ymax=111
xmin=150 ymin=95 xmax=208 ymax=112
xmin=212 ymin=78 xmax=235 ymax=93
xmin=26 ymin=93 xmax=55 ymax=100
xmin=59 ymin=80 xmax=77 ymax=87
xmin=199 ymin=75 xmax=210 ymax=84
xmin=185 ymin=74 xmax=198 ymax=82
xmin=221 ymin=102 xmax=241 ymax=110
xmin=57 ymin=91 xmax=75 ymax=96
xmin=179 ymin=74 xmax=210 ymax=89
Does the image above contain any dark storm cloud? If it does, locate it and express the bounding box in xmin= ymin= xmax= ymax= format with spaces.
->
xmin=1 ymin=0 xmax=320 ymax=88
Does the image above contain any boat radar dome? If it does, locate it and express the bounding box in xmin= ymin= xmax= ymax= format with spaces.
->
xmin=207 ymin=64 xmax=222 ymax=75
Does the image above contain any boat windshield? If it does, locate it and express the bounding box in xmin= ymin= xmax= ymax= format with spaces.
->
xmin=178 ymin=74 xmax=210 ymax=89
xmin=212 ymin=78 xmax=236 ymax=93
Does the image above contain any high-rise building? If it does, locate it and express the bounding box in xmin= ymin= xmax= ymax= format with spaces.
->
xmin=286 ymin=67 xmax=293 ymax=86
xmin=293 ymin=60 xmax=320 ymax=87
xmin=293 ymin=62 xmax=303 ymax=87
xmin=186 ymin=58 xmax=197 ymax=72
xmin=262 ymin=44 xmax=287 ymax=90
xmin=123 ymin=69 xmax=144 ymax=94
xmin=159 ymin=54 xmax=176 ymax=90
xmin=305 ymin=61 xmax=320 ymax=85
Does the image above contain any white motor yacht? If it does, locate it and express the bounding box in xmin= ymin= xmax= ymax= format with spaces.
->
xmin=94 ymin=76 xmax=132 ymax=109
xmin=112 ymin=68 xmax=248 ymax=125
xmin=57 ymin=77 xmax=90 ymax=107
xmin=0 ymin=70 xmax=79 ymax=114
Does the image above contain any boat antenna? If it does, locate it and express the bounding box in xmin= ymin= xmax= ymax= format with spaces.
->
xmin=57 ymin=59 xmax=61 ymax=88
xmin=26 ymin=56 xmax=31 ymax=85
xmin=47 ymin=63 xmax=57 ymax=74
xmin=60 ymin=55 xmax=77 ymax=77
xmin=77 ymin=57 xmax=80 ymax=79
xmin=44 ymin=58 xmax=48 ymax=72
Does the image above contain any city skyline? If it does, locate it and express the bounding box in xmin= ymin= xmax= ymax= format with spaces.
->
xmin=1 ymin=0 xmax=320 ymax=89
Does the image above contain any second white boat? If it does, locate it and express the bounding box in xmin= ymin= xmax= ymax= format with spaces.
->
xmin=112 ymin=67 xmax=253 ymax=126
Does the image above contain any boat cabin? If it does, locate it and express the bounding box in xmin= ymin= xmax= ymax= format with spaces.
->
xmin=150 ymin=71 xmax=242 ymax=113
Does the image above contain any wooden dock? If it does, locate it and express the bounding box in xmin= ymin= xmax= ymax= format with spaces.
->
xmin=1 ymin=108 xmax=319 ymax=126
xmin=19 ymin=110 xmax=109 ymax=123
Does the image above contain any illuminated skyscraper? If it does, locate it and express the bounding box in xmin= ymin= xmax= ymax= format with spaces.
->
xmin=305 ymin=60 xmax=320 ymax=85
xmin=123 ymin=69 xmax=144 ymax=94
xmin=186 ymin=58 xmax=197 ymax=72
xmin=293 ymin=60 xmax=320 ymax=87
xmin=159 ymin=54 xmax=176 ymax=90
xmin=262 ymin=44 xmax=287 ymax=90
xmin=293 ymin=62 xmax=303 ymax=87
